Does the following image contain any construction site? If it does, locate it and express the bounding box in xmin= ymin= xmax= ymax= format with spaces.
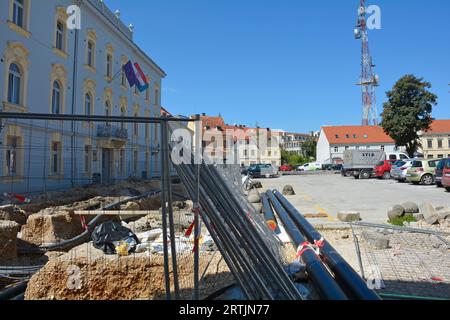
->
xmin=0 ymin=113 xmax=448 ymax=302
xmin=1 ymin=0 xmax=449 ymax=304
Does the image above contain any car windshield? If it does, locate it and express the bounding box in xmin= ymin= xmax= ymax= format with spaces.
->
xmin=412 ymin=160 xmax=423 ymax=168
xmin=395 ymin=161 xmax=406 ymax=167
xmin=437 ymin=160 xmax=445 ymax=170
xmin=428 ymin=160 xmax=437 ymax=168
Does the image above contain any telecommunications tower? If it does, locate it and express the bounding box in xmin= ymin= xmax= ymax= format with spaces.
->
xmin=354 ymin=0 xmax=379 ymax=126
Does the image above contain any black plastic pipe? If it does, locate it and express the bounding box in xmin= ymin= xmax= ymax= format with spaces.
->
xmin=261 ymin=193 xmax=281 ymax=234
xmin=273 ymin=190 xmax=381 ymax=300
xmin=0 ymin=281 xmax=28 ymax=301
xmin=266 ymin=192 xmax=348 ymax=300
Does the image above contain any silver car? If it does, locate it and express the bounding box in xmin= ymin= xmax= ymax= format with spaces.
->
xmin=392 ymin=160 xmax=413 ymax=182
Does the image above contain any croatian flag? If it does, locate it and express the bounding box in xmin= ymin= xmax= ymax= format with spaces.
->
xmin=123 ymin=60 xmax=149 ymax=92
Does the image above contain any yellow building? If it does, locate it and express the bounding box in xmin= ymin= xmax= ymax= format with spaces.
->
xmin=418 ymin=120 xmax=450 ymax=159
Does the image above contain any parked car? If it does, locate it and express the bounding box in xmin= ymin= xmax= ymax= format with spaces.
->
xmin=279 ymin=165 xmax=293 ymax=172
xmin=247 ymin=164 xmax=278 ymax=178
xmin=391 ymin=160 xmax=413 ymax=182
xmin=240 ymin=166 xmax=249 ymax=175
xmin=330 ymin=164 xmax=343 ymax=171
xmin=441 ymin=159 xmax=450 ymax=191
xmin=374 ymin=160 xmax=394 ymax=179
xmin=390 ymin=160 xmax=406 ymax=178
xmin=435 ymin=158 xmax=447 ymax=187
xmin=297 ymin=162 xmax=322 ymax=172
xmin=406 ymin=159 xmax=438 ymax=185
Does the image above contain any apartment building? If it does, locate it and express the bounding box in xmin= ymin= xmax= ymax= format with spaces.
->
xmin=419 ymin=120 xmax=450 ymax=159
xmin=316 ymin=125 xmax=401 ymax=164
xmin=188 ymin=114 xmax=281 ymax=167
xmin=280 ymin=131 xmax=318 ymax=155
xmin=0 ymin=0 xmax=165 ymax=194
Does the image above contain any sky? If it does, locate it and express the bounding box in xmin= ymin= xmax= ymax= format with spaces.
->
xmin=104 ymin=0 xmax=450 ymax=133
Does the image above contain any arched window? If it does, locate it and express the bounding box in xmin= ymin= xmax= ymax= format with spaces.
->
xmin=154 ymin=88 xmax=159 ymax=105
xmin=52 ymin=81 xmax=61 ymax=114
xmin=56 ymin=21 xmax=65 ymax=51
xmin=105 ymin=101 xmax=111 ymax=126
xmin=12 ymin=0 xmax=25 ymax=28
xmin=105 ymin=101 xmax=111 ymax=116
xmin=106 ymin=53 xmax=113 ymax=78
xmin=8 ymin=63 xmax=21 ymax=105
xmin=134 ymin=112 xmax=139 ymax=137
xmin=85 ymin=93 xmax=92 ymax=115
xmin=87 ymin=41 xmax=94 ymax=67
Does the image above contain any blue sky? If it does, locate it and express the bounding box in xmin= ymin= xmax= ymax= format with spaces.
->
xmin=105 ymin=0 xmax=450 ymax=132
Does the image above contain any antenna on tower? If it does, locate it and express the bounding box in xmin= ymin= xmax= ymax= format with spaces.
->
xmin=354 ymin=0 xmax=379 ymax=126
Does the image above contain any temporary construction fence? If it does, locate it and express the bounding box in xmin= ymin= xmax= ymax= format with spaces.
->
xmin=1 ymin=111 xmax=382 ymax=301
xmin=0 ymin=112 xmax=210 ymax=300
xmin=350 ymin=222 xmax=450 ymax=300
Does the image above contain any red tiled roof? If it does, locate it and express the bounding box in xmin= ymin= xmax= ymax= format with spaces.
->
xmin=425 ymin=120 xmax=450 ymax=134
xmin=160 ymin=107 xmax=172 ymax=117
xmin=200 ymin=116 xmax=226 ymax=129
xmin=322 ymin=126 xmax=394 ymax=144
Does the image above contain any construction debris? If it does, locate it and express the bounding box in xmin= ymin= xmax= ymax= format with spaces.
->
xmin=0 ymin=221 xmax=21 ymax=265
xmin=361 ymin=230 xmax=390 ymax=249
xmin=0 ymin=206 xmax=28 ymax=225
xmin=24 ymin=244 xmax=232 ymax=300
xmin=282 ymin=185 xmax=295 ymax=196
xmin=337 ymin=211 xmax=362 ymax=222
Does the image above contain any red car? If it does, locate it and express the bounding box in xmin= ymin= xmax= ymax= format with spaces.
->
xmin=375 ymin=160 xmax=394 ymax=179
xmin=441 ymin=159 xmax=450 ymax=191
xmin=279 ymin=165 xmax=293 ymax=172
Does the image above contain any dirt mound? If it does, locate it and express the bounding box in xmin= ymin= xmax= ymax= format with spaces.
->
xmin=0 ymin=220 xmax=21 ymax=264
xmin=20 ymin=211 xmax=84 ymax=246
xmin=25 ymin=244 xmax=232 ymax=300
xmin=0 ymin=205 xmax=28 ymax=225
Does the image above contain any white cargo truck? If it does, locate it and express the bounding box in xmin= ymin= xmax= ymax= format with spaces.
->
xmin=342 ymin=150 xmax=386 ymax=179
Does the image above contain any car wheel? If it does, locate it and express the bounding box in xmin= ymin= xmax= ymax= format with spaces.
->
xmin=421 ymin=174 xmax=434 ymax=185
xmin=382 ymin=172 xmax=391 ymax=180
xmin=360 ymin=171 xmax=371 ymax=179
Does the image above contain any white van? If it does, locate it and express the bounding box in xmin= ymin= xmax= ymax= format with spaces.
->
xmin=385 ymin=152 xmax=410 ymax=161
xmin=297 ymin=162 xmax=322 ymax=172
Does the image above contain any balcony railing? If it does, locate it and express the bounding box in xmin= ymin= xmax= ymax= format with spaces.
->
xmin=97 ymin=124 xmax=128 ymax=140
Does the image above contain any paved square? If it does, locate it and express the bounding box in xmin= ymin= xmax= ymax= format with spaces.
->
xmin=261 ymin=173 xmax=450 ymax=224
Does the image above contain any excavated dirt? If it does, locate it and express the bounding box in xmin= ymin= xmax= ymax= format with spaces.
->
xmin=25 ymin=243 xmax=232 ymax=300
xmin=18 ymin=179 xmax=185 ymax=214
xmin=0 ymin=206 xmax=28 ymax=225
xmin=0 ymin=220 xmax=21 ymax=264
xmin=20 ymin=211 xmax=85 ymax=246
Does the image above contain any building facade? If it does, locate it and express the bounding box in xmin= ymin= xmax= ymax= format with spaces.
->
xmin=419 ymin=120 xmax=450 ymax=159
xmin=188 ymin=114 xmax=281 ymax=167
xmin=316 ymin=126 xmax=400 ymax=164
xmin=0 ymin=0 xmax=165 ymax=194
xmin=280 ymin=131 xmax=318 ymax=155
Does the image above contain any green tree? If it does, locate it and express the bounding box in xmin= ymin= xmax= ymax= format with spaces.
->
xmin=281 ymin=150 xmax=307 ymax=166
xmin=380 ymin=75 xmax=437 ymax=157
xmin=301 ymin=139 xmax=317 ymax=160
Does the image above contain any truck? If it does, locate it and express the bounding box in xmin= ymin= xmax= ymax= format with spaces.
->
xmin=342 ymin=150 xmax=387 ymax=179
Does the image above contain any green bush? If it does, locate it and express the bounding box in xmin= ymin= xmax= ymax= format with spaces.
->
xmin=388 ymin=214 xmax=416 ymax=226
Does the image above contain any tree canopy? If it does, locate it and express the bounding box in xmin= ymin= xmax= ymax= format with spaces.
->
xmin=380 ymin=75 xmax=437 ymax=157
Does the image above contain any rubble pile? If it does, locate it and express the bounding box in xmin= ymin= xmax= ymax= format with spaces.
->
xmin=388 ymin=201 xmax=450 ymax=230
xmin=0 ymin=220 xmax=21 ymax=264
xmin=24 ymin=244 xmax=231 ymax=300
